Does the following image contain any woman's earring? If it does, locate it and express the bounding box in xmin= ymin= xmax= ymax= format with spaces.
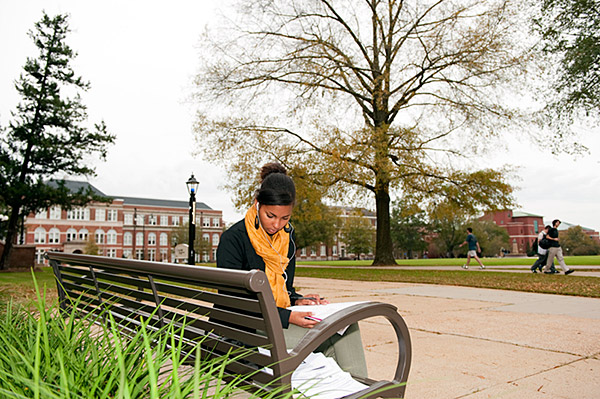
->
xmin=255 ymin=215 xmax=260 ymax=229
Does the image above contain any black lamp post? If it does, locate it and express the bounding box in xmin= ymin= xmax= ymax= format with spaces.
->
xmin=186 ymin=174 xmax=199 ymax=265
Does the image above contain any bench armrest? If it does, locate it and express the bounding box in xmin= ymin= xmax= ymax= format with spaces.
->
xmin=286 ymin=301 xmax=411 ymax=385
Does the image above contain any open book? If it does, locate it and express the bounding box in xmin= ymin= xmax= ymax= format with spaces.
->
xmin=287 ymin=301 xmax=367 ymax=334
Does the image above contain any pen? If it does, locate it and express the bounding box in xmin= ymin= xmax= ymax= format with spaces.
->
xmin=304 ymin=316 xmax=322 ymax=322
xmin=297 ymin=296 xmax=325 ymax=301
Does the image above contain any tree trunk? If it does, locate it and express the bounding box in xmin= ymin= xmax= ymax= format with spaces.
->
xmin=0 ymin=206 xmax=21 ymax=270
xmin=372 ymin=180 xmax=396 ymax=265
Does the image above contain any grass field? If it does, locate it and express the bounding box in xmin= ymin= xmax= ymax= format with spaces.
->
xmin=296 ymin=267 xmax=600 ymax=298
xmin=0 ymin=268 xmax=56 ymax=307
xmin=298 ymin=255 xmax=600 ymax=267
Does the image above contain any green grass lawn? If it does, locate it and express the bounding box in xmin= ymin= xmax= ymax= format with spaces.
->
xmin=0 ymin=267 xmax=57 ymax=307
xmin=298 ymin=255 xmax=600 ymax=267
xmin=296 ymin=267 xmax=600 ymax=298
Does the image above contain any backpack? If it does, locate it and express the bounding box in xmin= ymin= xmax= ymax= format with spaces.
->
xmin=539 ymin=237 xmax=551 ymax=250
xmin=532 ymin=238 xmax=538 ymax=252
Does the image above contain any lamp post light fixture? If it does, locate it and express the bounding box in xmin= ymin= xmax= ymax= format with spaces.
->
xmin=186 ymin=174 xmax=199 ymax=265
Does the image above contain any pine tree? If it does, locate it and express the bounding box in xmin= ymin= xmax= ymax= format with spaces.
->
xmin=0 ymin=13 xmax=114 ymax=269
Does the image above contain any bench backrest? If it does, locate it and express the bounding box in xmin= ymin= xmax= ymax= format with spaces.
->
xmin=47 ymin=252 xmax=294 ymax=391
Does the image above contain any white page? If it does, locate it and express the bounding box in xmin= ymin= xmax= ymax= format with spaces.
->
xmin=287 ymin=301 xmax=367 ymax=321
xmin=287 ymin=301 xmax=367 ymax=334
xmin=292 ymin=352 xmax=368 ymax=399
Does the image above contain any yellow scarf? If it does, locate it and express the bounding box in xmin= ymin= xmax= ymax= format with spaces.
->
xmin=245 ymin=205 xmax=291 ymax=308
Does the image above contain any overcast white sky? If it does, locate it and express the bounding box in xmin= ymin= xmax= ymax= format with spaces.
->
xmin=1 ymin=1 xmax=599 ymax=230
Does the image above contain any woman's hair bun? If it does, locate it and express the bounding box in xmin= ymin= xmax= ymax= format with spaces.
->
xmin=260 ymin=162 xmax=287 ymax=182
xmin=257 ymin=162 xmax=295 ymax=206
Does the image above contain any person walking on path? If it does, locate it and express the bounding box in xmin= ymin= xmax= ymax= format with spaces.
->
xmin=543 ymin=219 xmax=575 ymax=275
xmin=459 ymin=227 xmax=485 ymax=269
xmin=531 ymin=225 xmax=556 ymax=273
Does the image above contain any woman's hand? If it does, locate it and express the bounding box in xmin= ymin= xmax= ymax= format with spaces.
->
xmin=289 ymin=311 xmax=320 ymax=328
xmin=295 ymin=293 xmax=330 ymax=306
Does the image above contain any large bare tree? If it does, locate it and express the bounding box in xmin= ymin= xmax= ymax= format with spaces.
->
xmin=193 ymin=0 xmax=529 ymax=264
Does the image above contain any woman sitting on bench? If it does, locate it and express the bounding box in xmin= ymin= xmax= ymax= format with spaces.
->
xmin=216 ymin=162 xmax=368 ymax=378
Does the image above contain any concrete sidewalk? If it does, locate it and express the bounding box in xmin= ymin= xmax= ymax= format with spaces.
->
xmin=295 ymin=277 xmax=600 ymax=398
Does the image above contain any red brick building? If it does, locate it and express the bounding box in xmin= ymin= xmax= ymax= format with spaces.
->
xmin=481 ymin=210 xmax=600 ymax=254
xmin=481 ymin=210 xmax=544 ymax=254
xmin=24 ymin=181 xmax=223 ymax=264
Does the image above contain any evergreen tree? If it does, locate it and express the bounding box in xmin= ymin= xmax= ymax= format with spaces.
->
xmin=0 ymin=13 xmax=114 ymax=269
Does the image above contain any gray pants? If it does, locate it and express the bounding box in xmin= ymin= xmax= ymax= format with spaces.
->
xmin=544 ymin=247 xmax=570 ymax=273
xmin=283 ymin=322 xmax=368 ymax=378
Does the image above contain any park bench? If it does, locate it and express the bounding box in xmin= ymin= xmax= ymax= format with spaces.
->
xmin=47 ymin=252 xmax=411 ymax=398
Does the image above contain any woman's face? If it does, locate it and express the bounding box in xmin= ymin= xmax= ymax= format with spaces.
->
xmin=257 ymin=203 xmax=293 ymax=235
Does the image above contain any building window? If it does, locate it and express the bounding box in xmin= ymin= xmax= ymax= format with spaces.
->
xmin=212 ymin=218 xmax=220 ymax=227
xmin=135 ymin=249 xmax=144 ymax=260
xmin=136 ymin=214 xmax=144 ymax=226
xmin=107 ymin=209 xmax=118 ymax=222
xmin=48 ymin=228 xmax=60 ymax=244
xmin=172 ymin=216 xmax=180 ymax=226
xmin=311 ymin=247 xmax=316 ymax=256
xmin=124 ymin=213 xmax=133 ymax=225
xmin=301 ymin=248 xmax=306 ymax=256
xmin=148 ymin=249 xmax=156 ymax=262
xmin=78 ymin=229 xmax=89 ymax=241
xmin=332 ymin=245 xmax=338 ymax=256
xmin=49 ymin=206 xmax=61 ymax=220
xmin=106 ymin=229 xmax=117 ymax=245
xmin=202 ymin=252 xmax=210 ymax=262
xmin=203 ymin=217 xmax=210 ymax=228
xmin=124 ymin=232 xmax=132 ymax=246
xmin=148 ymin=215 xmax=157 ymax=226
xmin=160 ymin=249 xmax=168 ymax=262
xmin=212 ymin=248 xmax=217 ymax=261
xmin=203 ymin=233 xmax=210 ymax=242
xmin=534 ymin=220 xmax=539 ymax=234
xmin=34 ymin=227 xmax=46 ymax=243
xmin=123 ymin=249 xmax=132 ymax=259
xmin=148 ymin=233 xmax=156 ymax=246
xmin=95 ymin=229 xmax=105 ymax=244
xmin=320 ymin=245 xmax=326 ymax=256
xmin=160 ymin=215 xmax=168 ymax=226
xmin=35 ymin=210 xmax=47 ymax=219
xmin=212 ymin=234 xmax=219 ymax=246
xmin=136 ymin=232 xmax=143 ymax=246
xmin=95 ymin=209 xmax=106 ymax=221
xmin=160 ymin=233 xmax=168 ymax=246
xmin=106 ymin=249 xmax=117 ymax=257
xmin=66 ymin=228 xmax=77 ymax=242
xmin=67 ymin=208 xmax=90 ymax=221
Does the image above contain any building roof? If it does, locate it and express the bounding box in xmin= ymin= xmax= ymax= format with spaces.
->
xmin=51 ymin=180 xmax=213 ymax=210
xmin=545 ymin=220 xmax=596 ymax=232
xmin=512 ymin=210 xmax=544 ymax=218
xmin=47 ymin=179 xmax=107 ymax=197
xmin=116 ymin=196 xmax=212 ymax=210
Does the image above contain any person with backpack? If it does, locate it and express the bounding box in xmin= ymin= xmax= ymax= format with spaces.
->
xmin=542 ymin=219 xmax=575 ymax=275
xmin=530 ymin=225 xmax=556 ymax=273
